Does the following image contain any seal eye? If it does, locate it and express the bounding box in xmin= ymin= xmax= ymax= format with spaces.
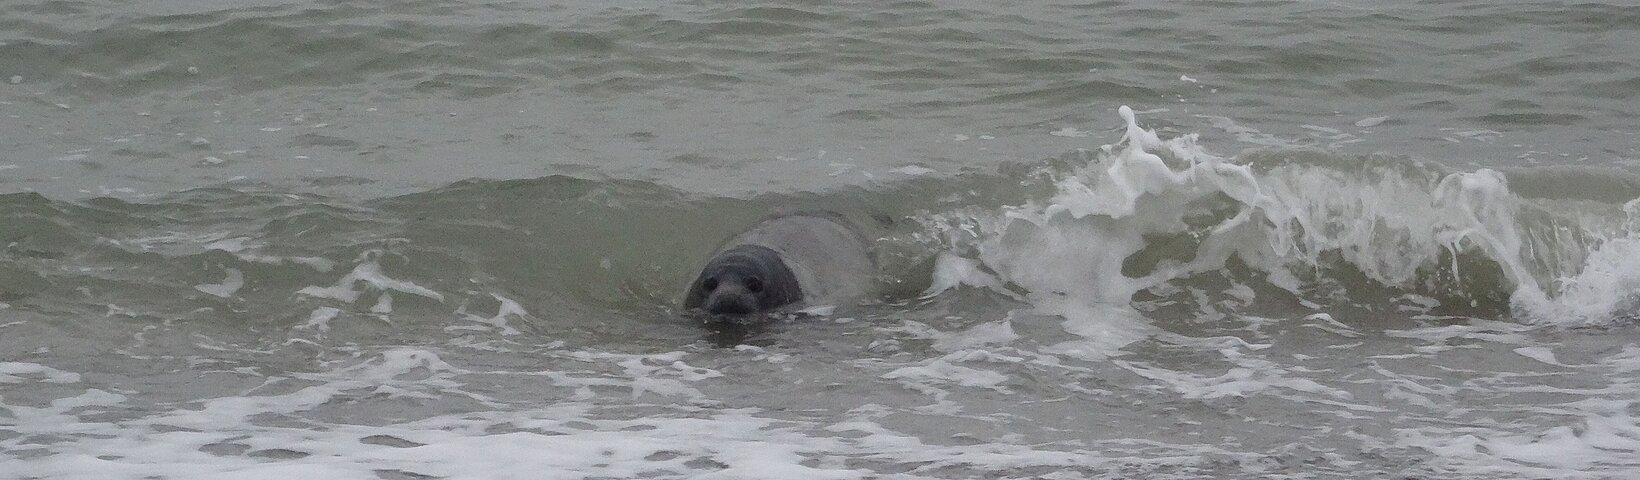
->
xmin=702 ymin=277 xmax=719 ymax=292
xmin=744 ymin=277 xmax=764 ymax=293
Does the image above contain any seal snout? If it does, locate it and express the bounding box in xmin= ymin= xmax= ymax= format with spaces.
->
xmin=705 ymin=290 xmax=758 ymax=315
xmin=701 ymin=275 xmax=764 ymax=315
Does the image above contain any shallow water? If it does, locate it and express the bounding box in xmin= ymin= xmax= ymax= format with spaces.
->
xmin=3 ymin=1 xmax=1640 ymax=479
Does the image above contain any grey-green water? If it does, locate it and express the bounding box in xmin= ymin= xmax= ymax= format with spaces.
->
xmin=3 ymin=1 xmax=1639 ymax=479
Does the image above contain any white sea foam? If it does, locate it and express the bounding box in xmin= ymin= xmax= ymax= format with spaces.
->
xmin=297 ymin=250 xmax=444 ymax=304
xmin=0 ymin=341 xmax=1400 ymax=479
xmin=370 ymin=293 xmax=393 ymax=314
xmin=798 ymin=304 xmax=837 ymax=316
xmin=1389 ymin=375 xmax=1640 ymax=479
xmin=193 ymin=267 xmax=243 ymax=298
xmin=1513 ymin=234 xmax=1640 ymax=326
xmin=8 ymin=306 xmax=1640 ymax=480
xmin=300 ymin=306 xmax=341 ymax=331
xmin=924 ymin=105 xmax=1640 ymax=338
xmin=1049 ymin=126 xmax=1090 ymax=138
xmin=453 ymin=293 xmax=527 ymax=335
xmin=889 ymin=165 xmax=937 ymax=176
xmin=921 ymin=252 xmax=1013 ymax=299
xmin=882 ymin=351 xmax=1015 ymax=392
xmin=0 ymin=362 xmax=82 ymax=384
xmin=929 ymin=318 xmax=1019 ymax=352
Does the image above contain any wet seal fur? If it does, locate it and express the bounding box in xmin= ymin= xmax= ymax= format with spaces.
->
xmin=684 ymin=212 xmax=874 ymax=319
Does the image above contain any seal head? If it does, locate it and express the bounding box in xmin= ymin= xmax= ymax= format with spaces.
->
xmin=684 ymin=244 xmax=802 ymax=315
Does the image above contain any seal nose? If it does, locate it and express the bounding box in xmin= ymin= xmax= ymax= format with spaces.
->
xmin=705 ymin=290 xmax=758 ymax=315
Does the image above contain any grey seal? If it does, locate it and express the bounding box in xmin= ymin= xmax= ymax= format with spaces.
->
xmin=684 ymin=212 xmax=874 ymax=317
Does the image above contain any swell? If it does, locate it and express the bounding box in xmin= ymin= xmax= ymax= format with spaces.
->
xmin=7 ymin=120 xmax=1640 ymax=342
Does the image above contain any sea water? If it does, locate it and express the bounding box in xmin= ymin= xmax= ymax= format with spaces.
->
xmin=3 ymin=1 xmax=1639 ymax=479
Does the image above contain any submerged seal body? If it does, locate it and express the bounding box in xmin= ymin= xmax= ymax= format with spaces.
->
xmin=684 ymin=212 xmax=874 ymax=316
